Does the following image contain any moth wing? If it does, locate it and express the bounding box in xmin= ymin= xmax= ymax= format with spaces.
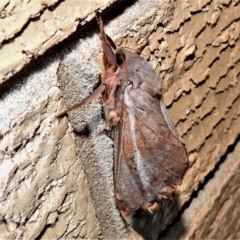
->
xmin=114 ymin=102 xmax=154 ymax=221
xmin=127 ymin=87 xmax=188 ymax=190
xmin=114 ymin=50 xmax=188 ymax=220
xmin=124 ymin=50 xmax=188 ymax=190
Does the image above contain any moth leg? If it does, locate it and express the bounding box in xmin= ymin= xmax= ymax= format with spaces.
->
xmin=96 ymin=110 xmax=120 ymax=134
xmin=57 ymin=84 xmax=105 ymax=117
xmin=141 ymin=201 xmax=159 ymax=214
xmin=157 ymin=185 xmax=175 ymax=200
xmin=120 ymin=210 xmax=132 ymax=224
xmin=147 ymin=202 xmax=159 ymax=213
xmin=96 ymin=120 xmax=111 ymax=135
xmin=109 ymin=110 xmax=120 ymax=126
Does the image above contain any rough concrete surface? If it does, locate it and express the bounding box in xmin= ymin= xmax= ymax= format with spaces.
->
xmin=0 ymin=0 xmax=240 ymax=239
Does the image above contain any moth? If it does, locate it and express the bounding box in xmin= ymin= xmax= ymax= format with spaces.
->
xmin=58 ymin=12 xmax=189 ymax=223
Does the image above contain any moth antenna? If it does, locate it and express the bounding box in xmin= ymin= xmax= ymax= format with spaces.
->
xmin=57 ymin=84 xmax=105 ymax=117
xmin=95 ymin=12 xmax=117 ymax=49
xmin=95 ymin=11 xmax=103 ymax=31
xmin=136 ymin=40 xmax=149 ymax=53
xmin=95 ymin=11 xmax=118 ymax=67
xmin=122 ymin=40 xmax=148 ymax=55
xmin=121 ymin=46 xmax=146 ymax=70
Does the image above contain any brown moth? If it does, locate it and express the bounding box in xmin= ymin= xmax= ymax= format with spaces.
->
xmin=58 ymin=12 xmax=189 ymax=223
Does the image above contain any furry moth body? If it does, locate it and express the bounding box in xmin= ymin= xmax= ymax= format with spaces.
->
xmin=58 ymin=12 xmax=189 ymax=223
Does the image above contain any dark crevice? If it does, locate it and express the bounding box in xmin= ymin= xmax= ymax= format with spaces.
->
xmin=218 ymin=17 xmax=240 ymax=36
xmin=189 ymin=74 xmax=208 ymax=87
xmin=94 ymin=0 xmax=138 ymax=26
xmin=35 ymin=221 xmax=56 ymax=240
xmin=165 ymin=17 xmax=191 ymax=34
xmin=46 ymin=0 xmax=65 ymax=12
xmin=208 ymin=56 xmax=219 ymax=68
xmin=233 ymin=1 xmax=240 ymax=6
xmin=195 ymin=24 xmax=207 ymax=39
xmin=159 ymin=134 xmax=240 ymax=239
xmin=184 ymin=51 xmax=195 ymax=61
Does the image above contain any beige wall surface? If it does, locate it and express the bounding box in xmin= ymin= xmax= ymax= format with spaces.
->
xmin=0 ymin=0 xmax=240 ymax=239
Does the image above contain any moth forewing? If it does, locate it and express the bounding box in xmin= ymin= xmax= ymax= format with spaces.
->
xmin=160 ymin=99 xmax=185 ymax=144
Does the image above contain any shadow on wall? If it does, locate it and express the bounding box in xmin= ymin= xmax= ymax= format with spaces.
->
xmin=131 ymin=197 xmax=186 ymax=240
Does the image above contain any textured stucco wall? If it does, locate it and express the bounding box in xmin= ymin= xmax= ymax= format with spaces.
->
xmin=0 ymin=0 xmax=240 ymax=239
